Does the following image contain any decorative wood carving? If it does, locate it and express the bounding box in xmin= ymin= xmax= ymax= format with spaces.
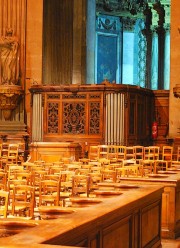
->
xmin=63 ymin=102 xmax=86 ymax=134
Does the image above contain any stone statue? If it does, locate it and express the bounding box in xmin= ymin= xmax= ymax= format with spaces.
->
xmin=0 ymin=28 xmax=19 ymax=85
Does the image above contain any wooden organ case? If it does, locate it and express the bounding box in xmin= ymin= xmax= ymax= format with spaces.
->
xmin=29 ymin=83 xmax=155 ymax=157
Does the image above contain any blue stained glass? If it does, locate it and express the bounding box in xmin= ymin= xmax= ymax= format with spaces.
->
xmin=97 ymin=34 xmax=117 ymax=84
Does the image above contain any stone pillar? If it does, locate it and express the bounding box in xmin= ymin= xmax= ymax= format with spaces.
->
xmin=86 ymin=0 xmax=96 ymax=84
xmin=163 ymin=2 xmax=171 ymax=90
xmin=164 ymin=27 xmax=170 ymax=90
xmin=151 ymin=29 xmax=159 ymax=89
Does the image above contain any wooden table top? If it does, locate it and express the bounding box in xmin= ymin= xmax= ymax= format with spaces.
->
xmin=0 ymin=184 xmax=163 ymax=247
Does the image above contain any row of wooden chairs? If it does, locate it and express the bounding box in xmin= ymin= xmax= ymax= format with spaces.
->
xmin=0 ymin=143 xmax=24 ymax=168
xmin=88 ymin=145 xmax=179 ymax=163
xmin=0 ymin=158 xmax=140 ymax=219
xmin=0 ymin=143 xmax=179 ymax=220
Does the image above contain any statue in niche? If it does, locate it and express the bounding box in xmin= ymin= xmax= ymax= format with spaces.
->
xmin=0 ymin=28 xmax=19 ymax=85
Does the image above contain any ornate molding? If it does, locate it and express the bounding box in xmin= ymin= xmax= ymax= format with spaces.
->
xmin=122 ymin=17 xmax=136 ymax=31
xmin=0 ymin=85 xmax=24 ymax=120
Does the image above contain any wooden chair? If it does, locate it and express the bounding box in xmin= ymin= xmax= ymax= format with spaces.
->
xmin=72 ymin=175 xmax=91 ymax=197
xmin=88 ymin=146 xmax=99 ymax=161
xmin=144 ymin=146 xmax=155 ymax=160
xmin=0 ymin=172 xmax=7 ymax=190
xmin=101 ymin=169 xmax=117 ymax=183
xmin=116 ymin=145 xmax=126 ymax=162
xmin=162 ymin=146 xmax=173 ymax=161
xmin=75 ymin=168 xmax=90 ymax=175
xmin=48 ymin=165 xmax=65 ymax=175
xmin=140 ymin=160 xmax=155 ymax=175
xmin=7 ymin=179 xmax=29 ymax=209
xmin=7 ymin=144 xmax=19 ymax=164
xmin=98 ymin=158 xmax=110 ymax=166
xmin=162 ymin=146 xmax=173 ymax=168
xmin=31 ymin=170 xmax=48 ymax=204
xmin=98 ymin=145 xmax=109 ymax=160
xmin=11 ymin=185 xmax=35 ymax=218
xmin=134 ymin=146 xmax=144 ymax=163
xmin=107 ymin=145 xmax=117 ymax=163
xmin=14 ymin=171 xmax=33 ymax=185
xmin=7 ymin=165 xmax=24 ymax=180
xmin=1 ymin=143 xmax=9 ymax=168
xmin=125 ymin=146 xmax=135 ymax=160
xmin=88 ymin=172 xmax=102 ymax=190
xmin=43 ymin=174 xmax=61 ymax=181
xmin=39 ymin=179 xmax=61 ymax=206
xmin=149 ymin=146 xmax=160 ymax=160
xmin=0 ymin=190 xmax=9 ymax=218
xmin=154 ymin=160 xmax=168 ymax=173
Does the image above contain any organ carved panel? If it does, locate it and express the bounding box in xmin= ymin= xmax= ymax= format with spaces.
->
xmin=47 ymin=102 xmax=59 ymax=134
xmin=63 ymin=102 xmax=86 ymax=134
xmin=89 ymin=102 xmax=101 ymax=134
xmin=41 ymin=88 xmax=104 ymax=143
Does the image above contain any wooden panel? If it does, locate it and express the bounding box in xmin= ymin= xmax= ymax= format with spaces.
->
xmin=29 ymin=142 xmax=82 ymax=162
xmin=153 ymin=90 xmax=170 ymax=148
xmin=141 ymin=201 xmax=161 ymax=247
xmin=175 ymin=183 xmax=180 ymax=238
xmin=102 ymin=215 xmax=132 ymax=248
xmin=161 ymin=187 xmax=174 ymax=232
xmin=120 ymin=174 xmax=180 ymax=239
xmin=127 ymin=91 xmax=154 ymax=146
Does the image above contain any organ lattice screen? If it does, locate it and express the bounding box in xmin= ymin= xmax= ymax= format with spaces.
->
xmin=105 ymin=93 xmax=125 ymax=145
xmin=32 ymin=94 xmax=43 ymax=142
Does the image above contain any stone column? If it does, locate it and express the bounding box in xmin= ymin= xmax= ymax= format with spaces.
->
xmin=163 ymin=1 xmax=171 ymax=90
xmin=86 ymin=0 xmax=96 ymax=84
xmin=151 ymin=29 xmax=159 ymax=89
xmin=164 ymin=26 xmax=170 ymax=90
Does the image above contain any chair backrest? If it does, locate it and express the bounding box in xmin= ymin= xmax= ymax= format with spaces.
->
xmin=0 ymin=172 xmax=7 ymax=190
xmin=101 ymin=169 xmax=117 ymax=183
xmin=126 ymin=146 xmax=135 ymax=160
xmin=144 ymin=146 xmax=154 ymax=160
xmin=0 ymin=190 xmax=9 ymax=218
xmin=88 ymin=146 xmax=99 ymax=161
xmin=98 ymin=145 xmax=109 ymax=159
xmin=8 ymin=144 xmax=19 ymax=156
xmin=134 ymin=146 xmax=144 ymax=161
xmin=162 ymin=146 xmax=173 ymax=161
xmin=12 ymin=185 xmax=35 ymax=218
xmin=7 ymin=179 xmax=28 ymax=203
xmin=88 ymin=172 xmax=102 ymax=185
xmin=7 ymin=164 xmax=24 ymax=180
xmin=7 ymin=165 xmax=24 ymax=180
xmin=107 ymin=145 xmax=117 ymax=162
xmin=116 ymin=146 xmax=126 ymax=161
xmin=14 ymin=171 xmax=33 ymax=185
xmin=72 ymin=175 xmax=91 ymax=197
xmin=39 ymin=180 xmax=61 ymax=206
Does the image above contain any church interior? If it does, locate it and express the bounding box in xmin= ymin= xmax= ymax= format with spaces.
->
xmin=0 ymin=0 xmax=180 ymax=247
